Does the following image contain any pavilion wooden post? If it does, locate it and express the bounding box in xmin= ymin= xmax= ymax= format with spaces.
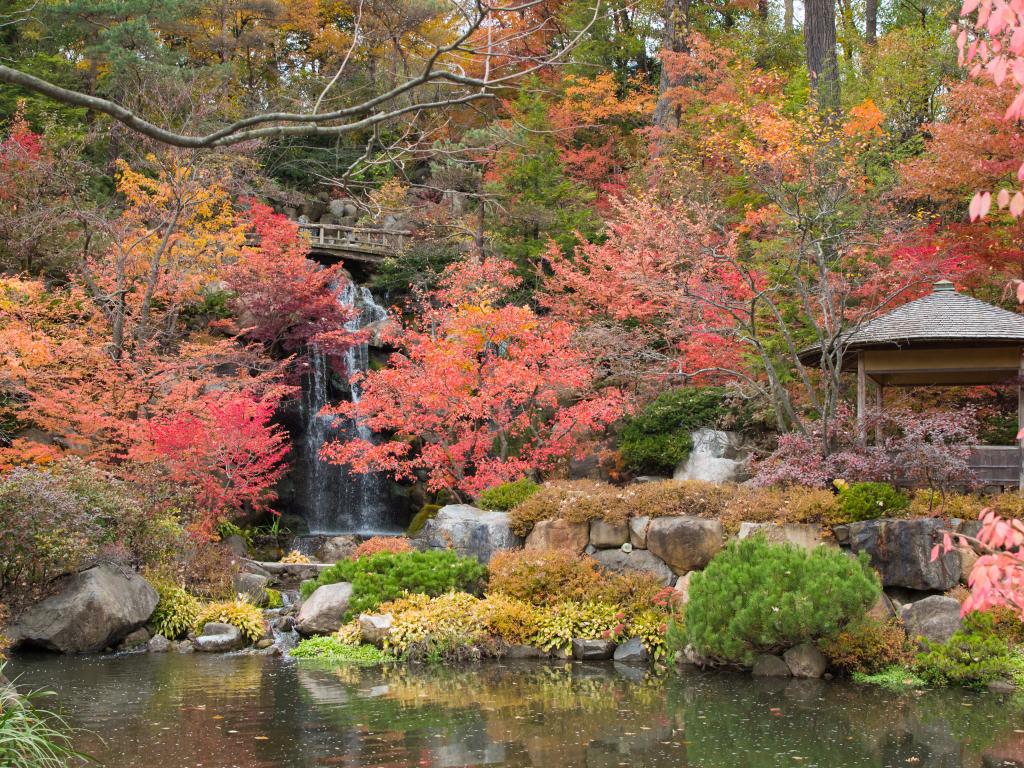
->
xmin=874 ymin=382 xmax=884 ymax=445
xmin=1018 ymin=349 xmax=1024 ymax=492
xmin=857 ymin=351 xmax=867 ymax=446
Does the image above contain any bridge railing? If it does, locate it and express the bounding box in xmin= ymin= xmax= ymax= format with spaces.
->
xmin=297 ymin=222 xmax=411 ymax=254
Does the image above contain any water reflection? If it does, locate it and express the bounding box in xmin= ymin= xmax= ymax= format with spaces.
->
xmin=5 ymin=653 xmax=1024 ymax=768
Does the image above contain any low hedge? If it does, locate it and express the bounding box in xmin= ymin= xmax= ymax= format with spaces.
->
xmin=508 ymin=478 xmax=1002 ymax=536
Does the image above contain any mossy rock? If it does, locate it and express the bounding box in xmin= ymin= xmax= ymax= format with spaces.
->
xmin=407 ymin=504 xmax=442 ymax=536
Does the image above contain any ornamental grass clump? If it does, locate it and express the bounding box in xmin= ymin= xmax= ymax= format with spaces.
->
xmin=0 ymin=671 xmax=86 ymax=768
xmin=194 ymin=599 xmax=266 ymax=644
xmin=685 ymin=537 xmax=880 ymax=664
xmin=150 ymin=583 xmax=202 ymax=640
xmin=300 ymin=550 xmax=488 ymax=621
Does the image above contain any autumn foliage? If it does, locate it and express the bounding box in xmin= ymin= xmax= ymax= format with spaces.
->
xmin=322 ymin=257 xmax=625 ymax=497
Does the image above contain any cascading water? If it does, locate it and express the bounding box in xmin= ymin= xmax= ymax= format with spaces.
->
xmin=300 ymin=282 xmax=402 ymax=535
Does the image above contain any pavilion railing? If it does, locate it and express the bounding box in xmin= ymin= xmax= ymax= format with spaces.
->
xmin=967 ymin=445 xmax=1021 ymax=490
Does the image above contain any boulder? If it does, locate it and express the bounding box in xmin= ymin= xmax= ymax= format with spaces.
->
xmin=673 ymin=572 xmax=693 ymax=605
xmin=358 ymin=613 xmax=393 ymax=647
xmin=296 ymin=582 xmax=353 ymax=636
xmin=117 ymin=627 xmax=150 ymax=651
xmin=846 ymin=518 xmax=961 ymax=591
xmin=737 ymin=522 xmax=830 ymax=550
xmin=783 ymin=644 xmax=828 ymax=678
xmin=673 ymin=429 xmax=749 ymax=484
xmin=174 ymin=640 xmax=194 ymax=654
xmin=899 ymin=595 xmax=963 ymax=645
xmin=629 ymin=516 xmax=651 ymax=549
xmin=590 ymin=519 xmax=629 ymax=549
xmin=525 ymin=518 xmax=590 ymax=555
xmin=8 ymin=564 xmax=158 ymax=653
xmin=232 ymin=572 xmax=269 ymax=606
xmin=320 ymin=535 xmax=359 ymax=563
xmin=592 ymin=548 xmax=675 ymax=586
xmin=505 ymin=644 xmax=548 ymax=659
xmin=193 ymin=622 xmax=246 ymax=652
xmin=413 ymin=505 xmax=523 ymax=563
xmin=147 ymin=634 xmax=170 ymax=653
xmin=223 ymin=534 xmax=248 ymax=558
xmin=646 ymin=517 xmax=724 ymax=575
xmin=572 ymin=638 xmax=616 ymax=661
xmin=958 ymin=545 xmax=979 ymax=585
xmin=613 ymin=637 xmax=649 ymax=663
xmin=865 ymin=593 xmax=898 ymax=622
xmin=752 ymin=654 xmax=792 ymax=677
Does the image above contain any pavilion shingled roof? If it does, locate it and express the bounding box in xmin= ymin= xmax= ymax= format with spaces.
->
xmin=800 ymin=280 xmax=1024 ymax=362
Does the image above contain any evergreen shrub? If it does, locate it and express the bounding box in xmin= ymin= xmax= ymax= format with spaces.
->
xmin=685 ymin=537 xmax=880 ymax=664
xmin=618 ymin=387 xmax=745 ymax=475
xmin=915 ymin=612 xmax=1017 ymax=688
xmin=477 ymin=478 xmax=540 ymax=511
xmin=836 ymin=482 xmax=910 ymax=523
xmin=299 ymin=550 xmax=488 ymax=621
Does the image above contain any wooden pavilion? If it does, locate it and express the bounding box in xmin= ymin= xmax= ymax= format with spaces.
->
xmin=800 ymin=280 xmax=1024 ymax=490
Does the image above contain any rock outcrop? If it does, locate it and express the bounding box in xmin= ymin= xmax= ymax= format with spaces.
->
xmin=296 ymin=582 xmax=353 ymax=636
xmin=899 ymin=595 xmax=963 ymax=645
xmin=525 ymin=518 xmax=590 ymax=555
xmin=646 ymin=517 xmax=724 ymax=574
xmin=8 ymin=564 xmax=158 ymax=653
xmin=413 ymin=505 xmax=523 ymax=563
xmin=846 ymin=518 xmax=961 ymax=591
xmin=193 ymin=622 xmax=246 ymax=652
xmin=592 ymin=548 xmax=675 ymax=585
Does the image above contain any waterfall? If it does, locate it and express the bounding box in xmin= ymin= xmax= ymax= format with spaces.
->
xmin=300 ymin=282 xmax=401 ymax=535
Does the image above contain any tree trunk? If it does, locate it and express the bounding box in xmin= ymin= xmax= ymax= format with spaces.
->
xmin=653 ymin=0 xmax=692 ymax=131
xmin=865 ymin=0 xmax=878 ymax=44
xmin=784 ymin=0 xmax=794 ymax=32
xmin=758 ymin=0 xmax=768 ymax=20
xmin=803 ymin=0 xmax=840 ymax=111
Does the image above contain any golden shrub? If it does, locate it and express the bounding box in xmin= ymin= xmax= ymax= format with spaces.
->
xmin=626 ymin=480 xmax=731 ymax=520
xmin=194 ymin=599 xmax=266 ymax=644
xmin=352 ymin=536 xmax=412 ymax=559
xmin=509 ymin=480 xmax=626 ymax=535
xmin=478 ymin=594 xmax=542 ymax=645
xmin=909 ymin=490 xmax=985 ymax=519
xmin=281 ymin=550 xmax=313 ymax=565
xmin=488 ymin=549 xmax=606 ymax=605
xmin=382 ymin=592 xmax=490 ymax=657
xmin=984 ymin=492 xmax=1024 ymax=520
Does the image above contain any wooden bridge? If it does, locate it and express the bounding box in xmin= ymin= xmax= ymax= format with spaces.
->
xmin=297 ymin=222 xmax=411 ymax=263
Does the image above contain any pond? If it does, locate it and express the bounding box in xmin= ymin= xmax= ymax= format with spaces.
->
xmin=5 ymin=653 xmax=1024 ymax=768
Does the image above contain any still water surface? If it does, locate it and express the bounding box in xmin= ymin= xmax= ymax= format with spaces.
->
xmin=6 ymin=653 xmax=1024 ymax=768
